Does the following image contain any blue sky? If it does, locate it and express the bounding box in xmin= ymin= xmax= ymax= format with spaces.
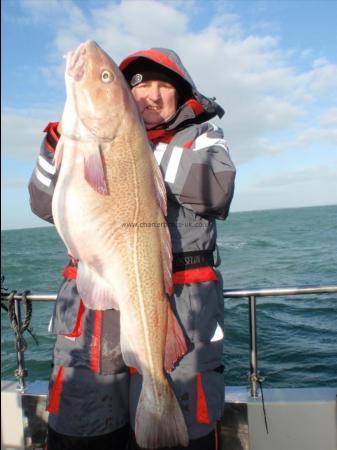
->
xmin=2 ymin=0 xmax=337 ymax=230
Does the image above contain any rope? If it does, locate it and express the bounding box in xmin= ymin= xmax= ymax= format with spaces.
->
xmin=1 ymin=274 xmax=39 ymax=344
xmin=7 ymin=290 xmax=37 ymax=352
xmin=257 ymin=377 xmax=269 ymax=434
xmin=1 ymin=275 xmax=9 ymax=312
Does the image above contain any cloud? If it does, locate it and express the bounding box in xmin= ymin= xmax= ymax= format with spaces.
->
xmin=254 ymin=164 xmax=337 ymax=188
xmin=231 ymin=164 xmax=337 ymax=212
xmin=304 ymin=59 xmax=337 ymax=96
xmin=1 ymin=177 xmax=29 ymax=189
xmin=8 ymin=0 xmax=337 ymax=166
xmin=319 ymin=107 xmax=337 ymax=127
xmin=1 ymin=107 xmax=60 ymax=160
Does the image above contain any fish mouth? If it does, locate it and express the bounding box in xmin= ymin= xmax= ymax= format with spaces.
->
xmin=66 ymin=43 xmax=87 ymax=81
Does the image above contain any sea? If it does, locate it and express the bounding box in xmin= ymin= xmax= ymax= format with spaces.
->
xmin=1 ymin=204 xmax=337 ymax=389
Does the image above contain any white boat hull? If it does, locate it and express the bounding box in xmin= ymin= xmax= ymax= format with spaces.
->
xmin=2 ymin=380 xmax=336 ymax=450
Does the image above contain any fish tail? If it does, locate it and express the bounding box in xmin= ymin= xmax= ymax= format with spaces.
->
xmin=135 ymin=378 xmax=189 ymax=448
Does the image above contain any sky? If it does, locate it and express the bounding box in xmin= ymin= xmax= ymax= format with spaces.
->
xmin=2 ymin=0 xmax=337 ymax=230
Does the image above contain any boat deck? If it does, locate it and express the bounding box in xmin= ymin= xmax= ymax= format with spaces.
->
xmin=2 ymin=380 xmax=336 ymax=450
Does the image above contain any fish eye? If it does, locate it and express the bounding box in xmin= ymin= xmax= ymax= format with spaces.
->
xmin=101 ymin=70 xmax=114 ymax=83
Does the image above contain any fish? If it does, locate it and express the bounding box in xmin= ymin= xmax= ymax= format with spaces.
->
xmin=51 ymin=40 xmax=189 ymax=449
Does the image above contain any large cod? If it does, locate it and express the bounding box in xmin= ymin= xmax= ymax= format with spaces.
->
xmin=52 ymin=40 xmax=188 ymax=449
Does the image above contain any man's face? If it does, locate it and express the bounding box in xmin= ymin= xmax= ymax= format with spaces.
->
xmin=131 ymin=80 xmax=178 ymax=129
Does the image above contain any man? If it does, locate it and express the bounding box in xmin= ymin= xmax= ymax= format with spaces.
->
xmin=28 ymin=47 xmax=235 ymax=450
xmin=120 ymin=49 xmax=236 ymax=449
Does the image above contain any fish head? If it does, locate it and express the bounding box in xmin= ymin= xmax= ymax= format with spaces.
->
xmin=63 ymin=40 xmax=137 ymax=142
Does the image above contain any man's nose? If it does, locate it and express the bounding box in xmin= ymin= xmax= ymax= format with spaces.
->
xmin=147 ymin=84 xmax=161 ymax=102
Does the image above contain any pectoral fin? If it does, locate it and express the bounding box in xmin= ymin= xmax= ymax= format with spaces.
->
xmin=76 ymin=261 xmax=119 ymax=310
xmin=82 ymin=143 xmax=108 ymax=195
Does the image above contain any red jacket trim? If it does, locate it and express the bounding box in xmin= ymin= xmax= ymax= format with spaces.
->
xmin=63 ymin=264 xmax=217 ymax=286
xmin=62 ymin=265 xmax=77 ymax=280
xmin=44 ymin=137 xmax=56 ymax=154
xmin=172 ymin=266 xmax=218 ymax=284
xmin=91 ymin=311 xmax=102 ymax=373
xmin=43 ymin=122 xmax=60 ymax=135
xmin=64 ymin=299 xmax=85 ymax=338
xmin=43 ymin=122 xmax=60 ymax=154
xmin=196 ymin=371 xmax=211 ymax=424
xmin=183 ymin=139 xmax=194 ymax=149
xmin=147 ymin=129 xmax=176 ymax=144
xmin=46 ymin=366 xmax=65 ymax=414
xmin=185 ymin=98 xmax=205 ymax=116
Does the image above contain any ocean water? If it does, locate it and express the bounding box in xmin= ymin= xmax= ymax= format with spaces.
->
xmin=1 ymin=205 xmax=337 ymax=388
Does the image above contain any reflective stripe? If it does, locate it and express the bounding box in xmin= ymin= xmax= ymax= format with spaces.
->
xmin=35 ymin=167 xmax=51 ymax=187
xmin=154 ymin=142 xmax=167 ymax=165
xmin=193 ymin=133 xmax=228 ymax=153
xmin=38 ymin=155 xmax=56 ymax=174
xmin=46 ymin=366 xmax=64 ymax=414
xmin=210 ymin=323 xmax=224 ymax=342
xmin=48 ymin=316 xmax=53 ymax=333
xmin=165 ymin=146 xmax=183 ymax=183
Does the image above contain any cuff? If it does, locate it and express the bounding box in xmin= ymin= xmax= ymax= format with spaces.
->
xmin=43 ymin=122 xmax=60 ymax=153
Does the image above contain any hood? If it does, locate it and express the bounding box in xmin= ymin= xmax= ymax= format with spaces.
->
xmin=119 ymin=48 xmax=224 ymax=127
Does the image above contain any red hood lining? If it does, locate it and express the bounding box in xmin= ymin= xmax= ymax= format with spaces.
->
xmin=120 ymin=49 xmax=187 ymax=83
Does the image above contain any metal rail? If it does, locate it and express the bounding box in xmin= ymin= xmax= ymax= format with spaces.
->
xmin=223 ymin=285 xmax=337 ymax=298
xmin=2 ymin=285 xmax=337 ymax=396
xmin=223 ymin=285 xmax=337 ymax=397
xmin=1 ymin=293 xmax=57 ymax=301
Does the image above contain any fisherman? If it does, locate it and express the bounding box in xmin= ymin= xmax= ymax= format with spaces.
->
xmin=120 ymin=49 xmax=236 ymax=449
xmin=28 ymin=46 xmax=235 ymax=450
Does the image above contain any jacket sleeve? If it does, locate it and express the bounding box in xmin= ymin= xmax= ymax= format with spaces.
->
xmin=156 ymin=123 xmax=236 ymax=220
xmin=28 ymin=122 xmax=60 ymax=224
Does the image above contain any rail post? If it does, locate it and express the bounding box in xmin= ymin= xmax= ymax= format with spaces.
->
xmin=248 ymin=295 xmax=259 ymax=398
xmin=14 ymin=297 xmax=27 ymax=392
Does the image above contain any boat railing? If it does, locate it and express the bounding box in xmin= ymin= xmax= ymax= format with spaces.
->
xmin=223 ymin=285 xmax=337 ymax=397
xmin=2 ymin=285 xmax=337 ymax=397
